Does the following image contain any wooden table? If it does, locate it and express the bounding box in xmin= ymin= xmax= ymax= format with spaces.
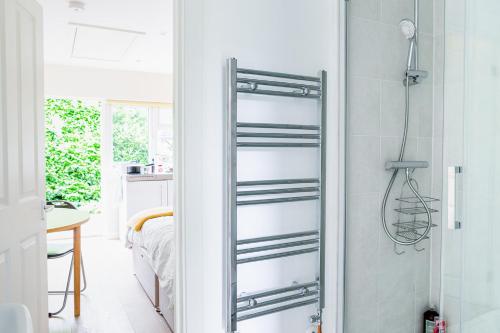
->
xmin=46 ymin=208 xmax=90 ymax=317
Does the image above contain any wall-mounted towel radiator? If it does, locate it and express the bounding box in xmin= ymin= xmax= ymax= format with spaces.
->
xmin=225 ymin=58 xmax=327 ymax=332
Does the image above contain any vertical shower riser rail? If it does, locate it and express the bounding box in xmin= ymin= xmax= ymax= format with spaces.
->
xmin=226 ymin=57 xmax=327 ymax=332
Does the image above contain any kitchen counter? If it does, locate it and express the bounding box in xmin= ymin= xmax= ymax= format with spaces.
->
xmin=125 ymin=173 xmax=174 ymax=182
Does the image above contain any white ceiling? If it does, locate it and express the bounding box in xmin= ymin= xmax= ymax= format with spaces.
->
xmin=40 ymin=0 xmax=173 ymax=74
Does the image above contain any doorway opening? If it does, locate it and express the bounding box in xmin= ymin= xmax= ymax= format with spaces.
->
xmin=40 ymin=1 xmax=176 ymax=332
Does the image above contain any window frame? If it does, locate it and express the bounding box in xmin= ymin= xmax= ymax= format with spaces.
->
xmin=104 ymin=100 xmax=174 ymax=166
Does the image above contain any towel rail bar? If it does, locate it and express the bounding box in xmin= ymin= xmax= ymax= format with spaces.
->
xmin=237 ymin=178 xmax=319 ymax=187
xmin=237 ymin=247 xmax=318 ymax=264
xmin=237 ymin=231 xmax=319 ymax=246
xmin=237 ymin=122 xmax=320 ymax=131
xmin=237 ymin=68 xmax=321 ymax=82
xmin=237 ymin=187 xmax=319 ymax=196
xmin=237 ymin=299 xmax=319 ymax=322
xmin=237 ymin=281 xmax=318 ymax=302
xmin=236 ymin=132 xmax=320 ymax=139
xmin=237 ymin=195 xmax=319 ymax=206
xmin=237 ymin=142 xmax=320 ymax=148
xmin=237 ymin=290 xmax=319 ymax=312
xmin=237 ymin=88 xmax=320 ymax=99
xmin=237 ymin=238 xmax=319 ymax=255
xmin=236 ymin=78 xmax=320 ymax=91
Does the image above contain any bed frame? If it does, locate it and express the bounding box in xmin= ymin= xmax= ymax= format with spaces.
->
xmin=132 ymin=242 xmax=175 ymax=331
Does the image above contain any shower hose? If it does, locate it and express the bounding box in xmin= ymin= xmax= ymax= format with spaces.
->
xmin=380 ymin=73 xmax=432 ymax=246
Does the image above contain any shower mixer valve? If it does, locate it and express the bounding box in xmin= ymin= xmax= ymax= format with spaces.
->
xmin=404 ymin=69 xmax=428 ymax=86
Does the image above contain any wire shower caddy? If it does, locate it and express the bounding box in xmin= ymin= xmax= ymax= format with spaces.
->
xmin=390 ymin=168 xmax=439 ymax=254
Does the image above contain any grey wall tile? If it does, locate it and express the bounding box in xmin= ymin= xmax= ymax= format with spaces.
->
xmin=349 ymin=17 xmax=382 ymax=79
xmin=419 ymin=0 xmax=434 ymax=34
xmin=349 ymin=0 xmax=380 ymax=21
xmin=419 ymin=34 xmax=434 ymax=81
xmin=347 ymin=135 xmax=381 ymax=194
xmin=380 ymin=0 xmax=413 ymax=27
xmin=412 ymin=83 xmax=434 ymax=138
xmin=381 ymin=80 xmax=419 ymax=138
xmin=379 ymin=24 xmax=409 ymax=81
xmin=348 ymin=77 xmax=381 ymax=136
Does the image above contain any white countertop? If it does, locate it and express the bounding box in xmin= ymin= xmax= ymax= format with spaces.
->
xmin=125 ymin=173 xmax=173 ymax=182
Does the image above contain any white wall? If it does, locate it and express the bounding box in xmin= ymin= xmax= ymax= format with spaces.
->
xmin=44 ymin=64 xmax=173 ymax=102
xmin=176 ymin=1 xmax=342 ymax=333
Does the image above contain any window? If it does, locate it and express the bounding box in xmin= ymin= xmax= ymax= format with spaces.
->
xmin=151 ymin=106 xmax=174 ymax=172
xmin=110 ymin=102 xmax=173 ymax=171
xmin=111 ymin=105 xmax=149 ymax=164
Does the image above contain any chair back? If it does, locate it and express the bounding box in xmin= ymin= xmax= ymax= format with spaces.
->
xmin=46 ymin=200 xmax=76 ymax=210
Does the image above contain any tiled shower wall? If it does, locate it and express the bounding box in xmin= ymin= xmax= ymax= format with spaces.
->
xmin=345 ymin=0 xmax=436 ymax=332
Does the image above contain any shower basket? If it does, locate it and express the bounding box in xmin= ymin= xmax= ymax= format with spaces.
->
xmin=225 ymin=58 xmax=326 ymax=332
xmin=386 ymin=162 xmax=439 ymax=253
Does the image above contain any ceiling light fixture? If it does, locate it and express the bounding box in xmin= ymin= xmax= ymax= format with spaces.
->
xmin=68 ymin=0 xmax=85 ymax=12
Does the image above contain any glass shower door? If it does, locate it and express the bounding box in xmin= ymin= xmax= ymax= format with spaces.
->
xmin=441 ymin=0 xmax=500 ymax=331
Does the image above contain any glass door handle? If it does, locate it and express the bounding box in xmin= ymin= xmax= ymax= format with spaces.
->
xmin=448 ymin=166 xmax=463 ymax=230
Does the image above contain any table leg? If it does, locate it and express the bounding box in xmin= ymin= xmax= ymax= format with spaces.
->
xmin=74 ymin=226 xmax=81 ymax=317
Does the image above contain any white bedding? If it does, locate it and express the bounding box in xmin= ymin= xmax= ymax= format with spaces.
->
xmin=126 ymin=216 xmax=175 ymax=300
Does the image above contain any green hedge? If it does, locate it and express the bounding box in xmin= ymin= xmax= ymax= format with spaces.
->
xmin=45 ymin=99 xmax=101 ymax=204
xmin=112 ymin=107 xmax=149 ymax=164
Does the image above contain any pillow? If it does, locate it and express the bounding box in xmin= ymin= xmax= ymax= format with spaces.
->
xmin=127 ymin=207 xmax=174 ymax=232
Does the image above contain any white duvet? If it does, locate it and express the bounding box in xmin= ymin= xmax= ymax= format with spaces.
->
xmin=126 ymin=216 xmax=175 ymax=298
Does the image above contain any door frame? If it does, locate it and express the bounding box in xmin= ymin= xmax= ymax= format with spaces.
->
xmin=172 ymin=0 xmax=194 ymax=331
xmin=338 ymin=0 xmax=347 ymax=332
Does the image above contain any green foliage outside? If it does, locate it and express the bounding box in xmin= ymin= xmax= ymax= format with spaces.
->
xmin=112 ymin=107 xmax=149 ymax=164
xmin=45 ymin=100 xmax=150 ymax=205
xmin=45 ymin=99 xmax=101 ymax=204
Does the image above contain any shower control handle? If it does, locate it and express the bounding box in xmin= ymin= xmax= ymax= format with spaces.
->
xmin=448 ymin=166 xmax=463 ymax=230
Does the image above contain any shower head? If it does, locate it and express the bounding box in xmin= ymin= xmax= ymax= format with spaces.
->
xmin=399 ymin=19 xmax=416 ymax=40
xmin=400 ymin=18 xmax=418 ymax=72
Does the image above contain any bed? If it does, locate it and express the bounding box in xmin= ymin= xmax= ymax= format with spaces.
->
xmin=126 ymin=208 xmax=175 ymax=331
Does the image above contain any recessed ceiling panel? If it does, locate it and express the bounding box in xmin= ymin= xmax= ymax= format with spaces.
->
xmin=71 ymin=23 xmax=144 ymax=62
xmin=39 ymin=0 xmax=174 ymax=73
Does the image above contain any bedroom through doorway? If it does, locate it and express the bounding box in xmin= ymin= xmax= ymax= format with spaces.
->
xmin=40 ymin=1 xmax=176 ymax=332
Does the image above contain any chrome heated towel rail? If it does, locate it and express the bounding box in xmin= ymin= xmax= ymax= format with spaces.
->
xmin=225 ymin=58 xmax=327 ymax=332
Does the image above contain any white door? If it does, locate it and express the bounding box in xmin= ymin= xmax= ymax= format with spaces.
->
xmin=0 ymin=0 xmax=48 ymax=332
